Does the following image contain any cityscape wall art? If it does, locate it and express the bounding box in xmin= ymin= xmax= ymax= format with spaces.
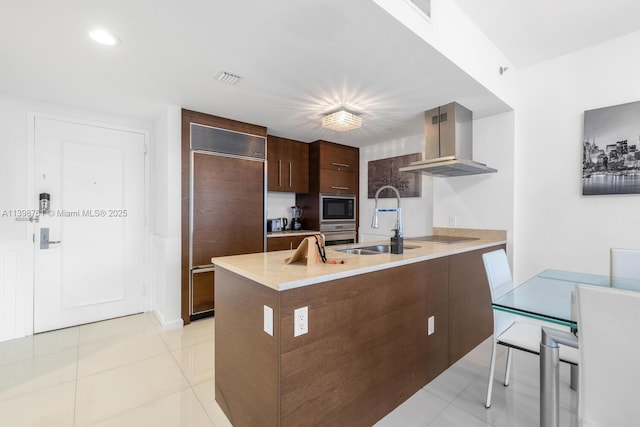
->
xmin=583 ymin=100 xmax=640 ymax=195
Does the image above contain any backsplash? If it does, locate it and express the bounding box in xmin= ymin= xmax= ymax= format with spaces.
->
xmin=266 ymin=192 xmax=297 ymax=221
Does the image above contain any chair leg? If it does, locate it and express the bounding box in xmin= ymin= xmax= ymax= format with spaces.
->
xmin=504 ymin=347 xmax=513 ymax=387
xmin=485 ymin=340 xmax=498 ymax=408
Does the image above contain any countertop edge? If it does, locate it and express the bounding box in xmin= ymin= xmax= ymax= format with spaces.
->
xmin=214 ymin=239 xmax=506 ymax=292
xmin=267 ymin=230 xmax=321 ymax=238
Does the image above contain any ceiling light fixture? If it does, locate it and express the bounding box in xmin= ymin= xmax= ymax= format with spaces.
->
xmin=322 ymin=109 xmax=362 ymax=132
xmin=89 ymin=29 xmax=120 ymax=46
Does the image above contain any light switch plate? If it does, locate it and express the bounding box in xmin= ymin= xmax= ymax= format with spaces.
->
xmin=263 ymin=305 xmax=273 ymax=336
xmin=428 ymin=315 xmax=435 ymax=335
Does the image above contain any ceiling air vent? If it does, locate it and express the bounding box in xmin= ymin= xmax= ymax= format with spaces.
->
xmin=406 ymin=0 xmax=431 ymax=19
xmin=214 ymin=70 xmax=242 ymax=85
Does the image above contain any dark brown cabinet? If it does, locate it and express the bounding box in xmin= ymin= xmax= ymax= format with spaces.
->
xmin=296 ymin=140 xmax=359 ymax=231
xmin=266 ymin=233 xmax=319 ymax=252
xmin=447 ymin=245 xmax=505 ymax=365
xmin=215 ymin=244 xmax=502 ymax=426
xmin=181 ymin=109 xmax=267 ymax=324
xmin=313 ymin=140 xmax=358 ymax=195
xmin=318 ymin=141 xmax=358 ymax=172
xmin=267 ymin=135 xmax=309 ymax=193
xmin=191 ymin=270 xmax=214 ymax=314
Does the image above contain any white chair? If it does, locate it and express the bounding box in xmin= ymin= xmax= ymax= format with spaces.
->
xmin=483 ymin=249 xmax=579 ymax=408
xmin=576 ymin=284 xmax=640 ymax=425
xmin=610 ymin=247 xmax=640 ymax=290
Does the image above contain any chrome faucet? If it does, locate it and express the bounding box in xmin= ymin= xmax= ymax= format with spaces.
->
xmin=371 ymin=185 xmax=402 ymax=237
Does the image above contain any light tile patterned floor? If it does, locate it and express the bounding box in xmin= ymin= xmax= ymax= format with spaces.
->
xmin=0 ymin=313 xmax=577 ymax=426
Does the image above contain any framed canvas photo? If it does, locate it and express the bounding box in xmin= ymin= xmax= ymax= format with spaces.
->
xmin=583 ymin=100 xmax=640 ymax=195
xmin=368 ymin=153 xmax=421 ymax=198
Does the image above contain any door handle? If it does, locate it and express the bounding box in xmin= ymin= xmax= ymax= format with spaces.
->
xmin=15 ymin=216 xmax=39 ymax=223
xmin=40 ymin=227 xmax=61 ymax=249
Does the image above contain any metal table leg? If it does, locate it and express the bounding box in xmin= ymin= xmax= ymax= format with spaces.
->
xmin=540 ymin=328 xmax=579 ymax=427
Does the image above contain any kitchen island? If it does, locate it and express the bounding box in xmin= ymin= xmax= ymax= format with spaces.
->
xmin=213 ymin=229 xmax=506 ymax=426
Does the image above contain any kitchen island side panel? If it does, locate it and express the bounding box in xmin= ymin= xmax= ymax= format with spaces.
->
xmin=279 ymin=258 xmax=449 ymax=427
xmin=448 ymin=244 xmax=505 ymax=365
xmin=214 ymin=267 xmax=280 ymax=426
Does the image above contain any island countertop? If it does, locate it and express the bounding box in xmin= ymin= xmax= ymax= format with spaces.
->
xmin=213 ymin=228 xmax=506 ymax=291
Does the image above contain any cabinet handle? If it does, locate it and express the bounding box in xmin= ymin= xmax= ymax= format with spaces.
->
xmin=290 ymin=242 xmax=293 ymax=250
xmin=289 ymin=162 xmax=292 ymax=188
xmin=331 ymin=162 xmax=349 ymax=168
xmin=278 ymin=160 xmax=282 ymax=187
xmin=330 ymin=186 xmax=349 ymax=190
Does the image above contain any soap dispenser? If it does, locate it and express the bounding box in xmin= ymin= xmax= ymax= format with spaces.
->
xmin=391 ymin=228 xmax=403 ymax=254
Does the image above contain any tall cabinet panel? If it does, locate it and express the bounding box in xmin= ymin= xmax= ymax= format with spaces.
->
xmin=181 ymin=110 xmax=267 ymax=324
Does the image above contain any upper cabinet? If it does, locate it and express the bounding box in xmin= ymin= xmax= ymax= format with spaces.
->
xmin=311 ymin=140 xmax=359 ymax=195
xmin=318 ymin=142 xmax=358 ymax=172
xmin=267 ymin=135 xmax=309 ymax=193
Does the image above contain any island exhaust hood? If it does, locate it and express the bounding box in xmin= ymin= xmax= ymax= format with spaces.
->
xmin=399 ymin=102 xmax=497 ymax=177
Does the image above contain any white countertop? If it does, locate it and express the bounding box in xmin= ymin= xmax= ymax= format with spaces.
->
xmin=213 ymin=229 xmax=506 ymax=292
xmin=267 ymin=230 xmax=320 ymax=238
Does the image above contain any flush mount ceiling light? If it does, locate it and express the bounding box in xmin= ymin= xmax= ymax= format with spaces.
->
xmin=321 ymin=109 xmax=362 ymax=132
xmin=89 ymin=29 xmax=120 ymax=46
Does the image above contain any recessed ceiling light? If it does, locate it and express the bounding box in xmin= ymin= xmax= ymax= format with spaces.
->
xmin=89 ymin=29 xmax=120 ymax=46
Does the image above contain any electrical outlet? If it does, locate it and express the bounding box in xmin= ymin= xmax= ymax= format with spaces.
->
xmin=428 ymin=315 xmax=435 ymax=335
xmin=263 ymin=305 xmax=273 ymax=336
xmin=294 ymin=306 xmax=308 ymax=337
xmin=448 ymin=216 xmax=456 ymax=227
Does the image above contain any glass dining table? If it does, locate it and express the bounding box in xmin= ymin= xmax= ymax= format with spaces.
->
xmin=491 ymin=269 xmax=611 ymax=328
xmin=492 ymin=269 xmax=640 ymax=427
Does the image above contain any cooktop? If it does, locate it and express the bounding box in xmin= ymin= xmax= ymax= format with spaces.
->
xmin=406 ymin=235 xmax=479 ymax=244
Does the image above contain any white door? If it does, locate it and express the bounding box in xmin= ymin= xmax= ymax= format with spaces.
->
xmin=34 ymin=117 xmax=146 ymax=333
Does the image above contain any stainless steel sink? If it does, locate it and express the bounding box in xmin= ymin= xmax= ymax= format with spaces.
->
xmin=335 ymin=244 xmax=419 ymax=255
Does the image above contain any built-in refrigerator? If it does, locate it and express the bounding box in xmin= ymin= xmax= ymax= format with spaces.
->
xmin=188 ymin=122 xmax=266 ymax=320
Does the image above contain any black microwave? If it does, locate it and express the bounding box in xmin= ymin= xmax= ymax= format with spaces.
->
xmin=320 ymin=194 xmax=356 ymax=222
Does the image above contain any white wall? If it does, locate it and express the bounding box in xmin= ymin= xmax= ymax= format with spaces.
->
xmin=267 ymin=192 xmax=297 ymax=226
xmin=433 ymin=111 xmax=515 ymax=258
xmin=0 ymin=94 xmax=153 ymax=341
xmin=372 ymin=0 xmax=516 ymax=109
xmin=359 ymin=135 xmax=433 ymax=242
xmin=513 ymin=30 xmax=640 ymax=283
xmin=151 ymin=105 xmax=182 ymax=330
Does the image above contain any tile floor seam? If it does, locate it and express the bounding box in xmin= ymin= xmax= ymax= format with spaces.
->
xmin=76 ymin=344 xmax=173 ymax=381
xmin=423 ymin=397 xmax=452 ymax=426
xmin=191 ymin=383 xmax=218 ymax=426
xmin=449 ymin=373 xmax=508 ymax=427
xmin=81 ymin=387 xmax=193 ymax=427
xmin=167 ymin=342 xmax=199 ymax=387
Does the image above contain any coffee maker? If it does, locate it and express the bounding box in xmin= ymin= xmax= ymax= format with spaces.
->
xmin=290 ymin=206 xmax=303 ymax=231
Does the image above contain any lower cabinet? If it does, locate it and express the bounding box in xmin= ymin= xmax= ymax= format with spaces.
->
xmin=214 ymin=244 xmax=503 ymax=427
xmin=448 ymin=246 xmax=501 ymax=365
xmin=266 ymin=233 xmax=319 ymax=252
xmin=191 ymin=269 xmax=214 ymax=315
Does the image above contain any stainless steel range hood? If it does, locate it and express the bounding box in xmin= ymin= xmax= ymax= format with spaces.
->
xmin=399 ymin=102 xmax=497 ymax=177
